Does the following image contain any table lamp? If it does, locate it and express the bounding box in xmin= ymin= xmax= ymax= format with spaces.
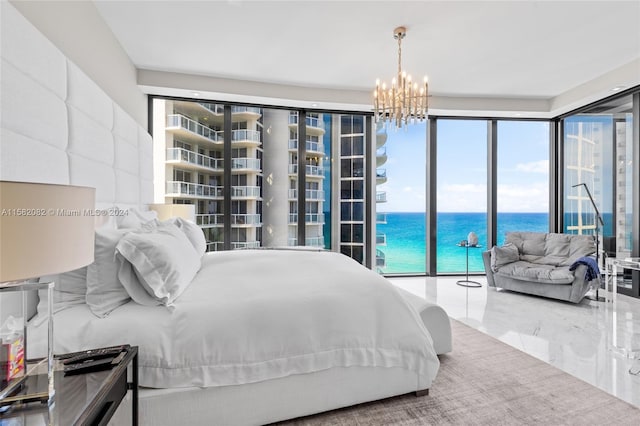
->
xmin=148 ymin=203 xmax=196 ymax=222
xmin=0 ymin=181 xmax=95 ymax=405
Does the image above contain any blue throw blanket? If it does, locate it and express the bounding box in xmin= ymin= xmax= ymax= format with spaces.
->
xmin=569 ymin=256 xmax=600 ymax=281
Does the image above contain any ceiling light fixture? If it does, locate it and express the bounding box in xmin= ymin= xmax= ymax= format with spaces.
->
xmin=374 ymin=26 xmax=428 ymax=129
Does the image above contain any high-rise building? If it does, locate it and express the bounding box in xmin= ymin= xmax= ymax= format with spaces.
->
xmin=152 ymin=100 xmax=263 ymax=250
xmin=154 ymin=101 xmax=335 ymax=252
xmin=375 ymin=124 xmax=388 ymax=272
xmin=153 ymin=100 xmax=381 ymax=269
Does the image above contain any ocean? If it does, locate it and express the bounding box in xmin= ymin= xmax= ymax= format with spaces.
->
xmin=378 ymin=212 xmax=549 ymax=274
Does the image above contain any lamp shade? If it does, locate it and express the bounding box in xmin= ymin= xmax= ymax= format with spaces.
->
xmin=0 ymin=181 xmax=96 ymax=283
xmin=148 ymin=204 xmax=196 ymax=222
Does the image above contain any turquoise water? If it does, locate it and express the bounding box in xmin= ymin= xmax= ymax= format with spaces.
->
xmin=378 ymin=212 xmax=549 ymax=274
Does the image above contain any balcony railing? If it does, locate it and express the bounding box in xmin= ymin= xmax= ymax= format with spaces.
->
xmin=231 ymin=106 xmax=262 ymax=115
xmin=231 ymin=214 xmax=261 ymax=225
xmin=232 ymin=186 xmax=261 ymax=198
xmin=288 ymin=213 xmax=325 ymax=224
xmin=231 ymin=158 xmax=261 ymax=171
xmin=376 ymin=191 xmax=387 ymax=203
xmin=288 ymin=236 xmax=325 ymax=247
xmin=206 ymin=241 xmax=261 ymax=251
xmin=232 ymin=129 xmax=261 ymax=143
xmin=376 ymin=212 xmax=388 ymax=224
xmin=196 ymin=213 xmax=261 ymax=226
xmin=288 ymin=113 xmax=324 ymax=130
xmin=288 ymin=164 xmax=325 ymax=177
xmin=376 ymin=233 xmax=387 ymax=246
xmin=232 ymin=241 xmax=261 ymax=249
xmin=376 ymin=249 xmax=386 ymax=267
xmin=166 ymin=148 xmax=222 ymax=171
xmin=196 ymin=214 xmax=223 ymax=226
xmin=376 ymin=169 xmax=387 ymax=179
xmin=288 ymin=139 xmax=325 ymax=153
xmin=288 ymin=189 xmax=325 ymax=200
xmin=166 ymin=114 xmax=221 ymax=143
xmin=166 ymin=181 xmax=223 ymax=198
xmin=198 ymin=103 xmax=224 ymax=114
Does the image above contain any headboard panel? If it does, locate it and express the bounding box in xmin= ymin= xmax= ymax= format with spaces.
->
xmin=1 ymin=2 xmax=153 ymax=319
xmin=1 ymin=1 xmax=153 ymax=209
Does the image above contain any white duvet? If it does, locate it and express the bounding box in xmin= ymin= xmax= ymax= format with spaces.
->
xmin=51 ymin=250 xmax=440 ymax=389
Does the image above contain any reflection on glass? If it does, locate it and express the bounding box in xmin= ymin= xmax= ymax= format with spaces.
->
xmin=562 ymin=95 xmax=634 ymax=289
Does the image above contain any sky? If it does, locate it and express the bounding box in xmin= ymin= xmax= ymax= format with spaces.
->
xmin=377 ymin=119 xmax=550 ymax=213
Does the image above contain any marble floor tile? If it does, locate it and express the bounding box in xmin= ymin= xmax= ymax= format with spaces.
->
xmin=389 ymin=276 xmax=640 ymax=408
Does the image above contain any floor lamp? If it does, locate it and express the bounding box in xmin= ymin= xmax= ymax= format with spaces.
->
xmin=572 ymin=183 xmax=605 ymax=302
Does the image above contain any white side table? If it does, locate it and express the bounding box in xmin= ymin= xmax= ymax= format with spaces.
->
xmin=605 ymin=257 xmax=640 ymax=359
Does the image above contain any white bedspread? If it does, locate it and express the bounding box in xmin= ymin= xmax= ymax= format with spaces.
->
xmin=50 ymin=250 xmax=440 ymax=389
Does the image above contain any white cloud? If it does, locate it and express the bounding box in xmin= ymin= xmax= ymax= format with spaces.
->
xmin=515 ymin=160 xmax=549 ymax=174
xmin=435 ymin=182 xmax=548 ymax=213
xmin=442 ymin=184 xmax=485 ymax=194
xmin=402 ymin=186 xmax=413 ymax=192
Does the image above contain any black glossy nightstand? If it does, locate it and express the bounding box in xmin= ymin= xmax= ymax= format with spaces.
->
xmin=0 ymin=345 xmax=138 ymax=425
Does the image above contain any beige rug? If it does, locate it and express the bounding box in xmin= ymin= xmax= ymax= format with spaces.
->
xmin=277 ymin=319 xmax=640 ymax=425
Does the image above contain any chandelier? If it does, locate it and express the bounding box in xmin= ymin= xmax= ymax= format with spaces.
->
xmin=374 ymin=26 xmax=428 ymax=128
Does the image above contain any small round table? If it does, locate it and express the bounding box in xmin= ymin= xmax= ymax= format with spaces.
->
xmin=456 ymin=242 xmax=482 ymax=288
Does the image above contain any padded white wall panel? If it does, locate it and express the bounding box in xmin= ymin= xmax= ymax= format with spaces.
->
xmin=138 ymin=128 xmax=154 ymax=181
xmin=0 ymin=2 xmax=67 ymax=100
xmin=138 ymin=127 xmax=154 ymax=205
xmin=67 ymin=106 xmax=114 ymax=164
xmin=114 ymin=135 xmax=139 ymax=175
xmin=2 ymin=1 xmax=153 ymax=210
xmin=0 ymin=128 xmax=69 ymax=184
xmin=68 ymin=153 xmax=116 ymax=205
xmin=66 ymin=62 xmax=113 ymax=130
xmin=1 ymin=59 xmax=68 ymax=150
xmin=115 ymin=170 xmax=141 ymax=205
xmin=113 ymin=104 xmax=139 ymax=142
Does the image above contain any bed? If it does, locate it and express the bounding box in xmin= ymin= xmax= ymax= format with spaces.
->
xmin=29 ymin=243 xmax=449 ymax=425
xmin=2 ymin=3 xmax=451 ymax=424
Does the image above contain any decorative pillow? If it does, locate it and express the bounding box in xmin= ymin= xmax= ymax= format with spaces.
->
xmin=168 ymin=217 xmax=207 ymax=256
xmin=86 ymin=227 xmax=132 ymax=317
xmin=116 ymin=207 xmax=158 ymax=229
xmin=490 ymin=243 xmax=520 ymax=272
xmin=115 ymin=222 xmax=201 ymax=307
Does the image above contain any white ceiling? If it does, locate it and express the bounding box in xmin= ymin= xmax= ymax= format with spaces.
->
xmin=93 ymin=0 xmax=640 ymax=116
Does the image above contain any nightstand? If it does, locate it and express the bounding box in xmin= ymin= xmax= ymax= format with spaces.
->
xmin=0 ymin=345 xmax=138 ymax=425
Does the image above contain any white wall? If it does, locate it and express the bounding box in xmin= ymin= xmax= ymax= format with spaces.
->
xmin=10 ymin=0 xmax=147 ymax=127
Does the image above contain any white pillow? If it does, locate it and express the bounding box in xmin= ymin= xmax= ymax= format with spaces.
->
xmin=490 ymin=243 xmax=520 ymax=272
xmin=37 ymin=268 xmax=87 ymax=313
xmin=86 ymin=227 xmax=132 ymax=317
xmin=168 ymin=217 xmax=207 ymax=256
xmin=116 ymin=207 xmax=158 ymax=229
xmin=115 ymin=222 xmax=201 ymax=307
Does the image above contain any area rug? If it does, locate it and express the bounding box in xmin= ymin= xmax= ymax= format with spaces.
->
xmin=276 ymin=319 xmax=640 ymax=425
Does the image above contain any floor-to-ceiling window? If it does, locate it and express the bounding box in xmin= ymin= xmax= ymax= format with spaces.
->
xmin=153 ymin=98 xmax=379 ymax=265
xmin=375 ymin=122 xmax=427 ymax=274
xmin=436 ymin=119 xmax=487 ymax=273
xmin=562 ymin=93 xmax=637 ymax=295
xmin=496 ymin=121 xmax=550 ymax=244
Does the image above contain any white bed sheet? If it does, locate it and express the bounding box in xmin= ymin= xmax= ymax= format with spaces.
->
xmin=33 ymin=250 xmax=440 ymax=391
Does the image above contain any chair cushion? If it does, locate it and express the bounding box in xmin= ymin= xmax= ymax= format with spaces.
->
xmin=495 ymin=261 xmax=575 ymax=284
